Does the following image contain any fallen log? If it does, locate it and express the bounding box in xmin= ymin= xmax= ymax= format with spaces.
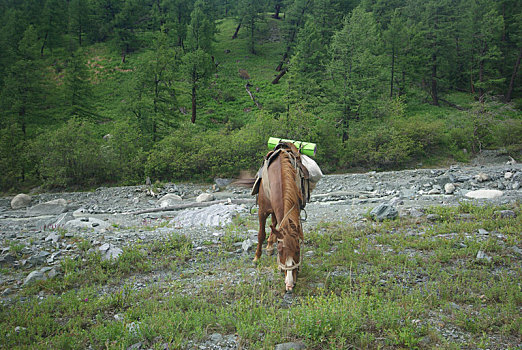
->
xmin=271 ymin=68 xmax=287 ymax=84
xmin=126 ymin=198 xmax=255 ymax=215
xmin=245 ymin=83 xmax=262 ymax=109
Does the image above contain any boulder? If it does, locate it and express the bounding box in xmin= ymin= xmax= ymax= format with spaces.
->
xmin=23 ymin=267 xmax=59 ymax=286
xmin=474 ymin=173 xmax=490 ymax=182
xmin=11 ymin=194 xmax=31 ymax=209
xmin=370 ymin=203 xmax=398 ymax=221
xmin=275 ymin=342 xmax=306 ymax=350
xmin=99 ymin=243 xmax=123 ymax=261
xmin=27 ymin=199 xmax=67 ymax=216
xmin=465 ymin=189 xmax=503 ymax=199
xmin=444 ymin=183 xmax=456 ymax=194
xmin=157 ymin=194 xmax=182 ymax=207
xmin=64 ymin=217 xmax=111 ymax=231
xmin=196 ymin=193 xmax=214 ymax=203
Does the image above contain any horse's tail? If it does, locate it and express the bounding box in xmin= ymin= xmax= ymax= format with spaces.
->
xmin=233 ymin=170 xmax=256 ymax=188
xmin=233 ymin=178 xmax=256 ymax=187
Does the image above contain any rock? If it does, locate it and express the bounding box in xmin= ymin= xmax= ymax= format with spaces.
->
xmin=172 ymin=204 xmax=246 ymax=228
xmin=27 ymin=251 xmax=51 ymax=266
xmin=0 ymin=253 xmax=16 ymax=266
xmin=209 ymin=333 xmax=223 ymax=343
xmin=157 ymin=194 xmax=182 ymax=207
xmin=241 ymin=239 xmax=255 ymax=252
xmin=196 ymin=193 xmax=215 ymax=203
xmin=127 ymin=342 xmax=142 ymax=350
xmin=427 ymin=214 xmax=441 ymax=222
xmin=513 ymin=181 xmax=520 ymax=190
xmin=99 ymin=243 xmax=123 ymax=261
xmin=27 ymin=199 xmax=67 ymax=216
xmin=474 ymin=173 xmax=490 ymax=182
xmin=214 ymin=178 xmax=232 ymax=190
xmin=444 ymin=183 xmax=456 ymax=194
xmin=465 ymin=189 xmax=503 ymax=199
xmin=64 ymin=217 xmax=111 ymax=231
xmin=23 ymin=267 xmax=59 ymax=286
xmin=11 ymin=194 xmax=31 ymax=209
xmin=494 ymin=210 xmax=516 ymax=219
xmin=370 ymin=203 xmax=398 ymax=221
xmin=275 ymin=342 xmax=306 ymax=350
xmin=476 ymin=250 xmax=492 ymax=262
xmin=504 ymin=171 xmax=514 ymax=180
xmin=428 ymin=186 xmax=441 ymax=195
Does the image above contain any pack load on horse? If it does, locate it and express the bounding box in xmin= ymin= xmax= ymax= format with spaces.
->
xmin=250 ymin=139 xmax=323 ymax=292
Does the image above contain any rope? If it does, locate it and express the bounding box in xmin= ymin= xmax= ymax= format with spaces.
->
xmin=275 ymin=203 xmax=296 ymax=231
xmin=277 ymin=238 xmax=303 ymax=272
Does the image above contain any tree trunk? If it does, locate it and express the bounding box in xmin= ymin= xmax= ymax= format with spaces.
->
xmin=40 ymin=31 xmax=49 ymax=57
xmin=250 ymin=19 xmax=255 ymax=54
xmin=272 ymin=68 xmax=287 ymax=84
xmin=431 ymin=53 xmax=439 ymax=106
xmin=273 ymin=4 xmax=281 ymax=19
xmin=232 ymin=21 xmax=241 ymax=39
xmin=276 ymin=52 xmax=288 ymax=71
xmin=191 ymin=85 xmax=196 ymax=123
xmin=506 ymin=47 xmax=522 ymax=102
xmin=390 ymin=46 xmax=395 ymax=98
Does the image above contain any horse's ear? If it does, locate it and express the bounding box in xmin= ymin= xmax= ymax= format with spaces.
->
xmin=272 ymin=227 xmax=284 ymax=239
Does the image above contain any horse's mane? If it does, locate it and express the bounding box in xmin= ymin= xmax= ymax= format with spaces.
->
xmin=279 ymin=146 xmax=303 ymax=259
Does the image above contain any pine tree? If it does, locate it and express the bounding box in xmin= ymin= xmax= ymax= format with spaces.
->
xmin=181 ymin=49 xmax=215 ymax=124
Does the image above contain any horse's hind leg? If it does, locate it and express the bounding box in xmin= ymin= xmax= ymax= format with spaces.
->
xmin=266 ymin=213 xmax=277 ymax=256
xmin=254 ymin=211 xmax=268 ymax=262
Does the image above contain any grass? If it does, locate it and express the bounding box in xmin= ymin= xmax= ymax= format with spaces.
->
xmin=1 ymin=202 xmax=520 ymax=349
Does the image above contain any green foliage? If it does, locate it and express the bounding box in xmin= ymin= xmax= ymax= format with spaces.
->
xmin=28 ymin=118 xmax=113 ymax=189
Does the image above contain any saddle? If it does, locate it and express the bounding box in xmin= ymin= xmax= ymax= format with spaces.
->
xmin=251 ymin=143 xmax=311 ymax=209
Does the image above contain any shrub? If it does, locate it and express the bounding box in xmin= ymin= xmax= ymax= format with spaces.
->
xmin=29 ymin=118 xmax=113 ymax=188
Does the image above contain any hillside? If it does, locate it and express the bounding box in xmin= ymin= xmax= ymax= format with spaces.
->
xmin=1 ymin=1 xmax=521 ymax=193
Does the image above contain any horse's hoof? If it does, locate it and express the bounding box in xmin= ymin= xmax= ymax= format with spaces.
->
xmin=266 ymin=248 xmax=274 ymax=256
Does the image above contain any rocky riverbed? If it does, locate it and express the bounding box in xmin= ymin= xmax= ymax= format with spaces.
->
xmin=0 ymin=151 xmax=521 ymax=349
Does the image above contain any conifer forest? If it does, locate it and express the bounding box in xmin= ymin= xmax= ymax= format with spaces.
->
xmin=0 ymin=0 xmax=521 ymax=191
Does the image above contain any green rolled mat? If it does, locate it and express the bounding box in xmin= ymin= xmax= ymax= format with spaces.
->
xmin=267 ymin=137 xmax=317 ymax=157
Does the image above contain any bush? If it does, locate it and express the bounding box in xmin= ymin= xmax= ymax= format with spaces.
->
xmin=0 ymin=122 xmax=24 ymax=191
xmin=29 ymin=118 xmax=113 ymax=188
xmin=106 ymin=117 xmax=147 ymax=184
xmin=342 ymin=124 xmax=419 ymax=170
xmin=145 ymin=110 xmax=339 ymax=182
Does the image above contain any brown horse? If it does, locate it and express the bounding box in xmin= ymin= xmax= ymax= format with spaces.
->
xmin=253 ymin=142 xmax=304 ymax=292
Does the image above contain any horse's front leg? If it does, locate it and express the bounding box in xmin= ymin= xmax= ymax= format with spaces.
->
xmin=254 ymin=211 xmax=268 ymax=262
xmin=266 ymin=213 xmax=278 ymax=256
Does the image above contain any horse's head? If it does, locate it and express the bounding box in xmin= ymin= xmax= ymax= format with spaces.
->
xmin=274 ymin=220 xmax=302 ymax=292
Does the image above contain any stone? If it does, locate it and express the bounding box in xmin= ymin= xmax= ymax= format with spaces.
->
xmin=465 ymin=189 xmax=503 ymax=199
xmin=476 ymin=250 xmax=492 ymax=262
xmin=22 ymin=267 xmax=58 ymax=286
xmin=369 ymin=203 xmax=398 ymax=221
xmin=11 ymin=194 xmax=31 ymax=209
xmin=444 ymin=183 xmax=456 ymax=194
xmin=241 ymin=239 xmax=255 ymax=252
xmin=27 ymin=199 xmax=67 ymax=216
xmin=64 ymin=217 xmax=111 ymax=231
xmin=99 ymin=244 xmax=123 ymax=261
xmin=474 ymin=173 xmax=490 ymax=182
xmin=428 ymin=186 xmax=441 ymax=195
xmin=172 ymin=204 xmax=246 ymax=228
xmin=495 ymin=210 xmax=516 ymax=219
xmin=275 ymin=342 xmax=307 ymax=350
xmin=513 ymin=181 xmax=520 ymax=190
xmin=196 ymin=193 xmax=214 ymax=203
xmin=504 ymin=171 xmax=514 ymax=180
xmin=209 ymin=333 xmax=223 ymax=343
xmin=157 ymin=194 xmax=182 ymax=207
xmin=27 ymin=251 xmax=51 ymax=266
xmin=427 ymin=214 xmax=441 ymax=222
